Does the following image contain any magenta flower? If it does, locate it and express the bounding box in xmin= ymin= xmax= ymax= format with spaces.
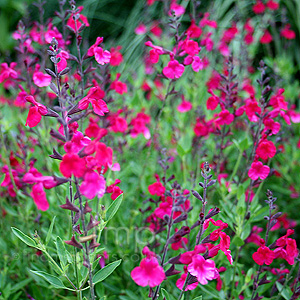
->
xmin=187 ymin=255 xmax=219 ymax=285
xmin=25 ymin=95 xmax=48 ymax=128
xmin=59 ymin=153 xmax=86 ymax=178
xmin=176 ymin=271 xmax=198 ymax=291
xmin=80 ymin=171 xmax=106 ymax=199
xmin=78 ymin=86 xmax=109 ymax=116
xmin=248 ymin=161 xmax=270 ymax=180
xmin=256 ymin=140 xmax=276 ymax=160
xmin=33 ymin=65 xmax=51 ymax=87
xmin=94 ymin=47 xmax=111 ymax=65
xmin=177 ymin=99 xmax=192 ymax=113
xmin=252 ymin=245 xmax=275 ymax=265
xmin=30 ymin=182 xmax=49 ymax=211
xmin=163 ymin=60 xmax=185 ymax=79
xmin=131 ymin=257 xmax=165 ymax=287
xmin=0 ymin=62 xmax=18 ymax=83
xmin=148 ymin=181 xmax=165 ymax=196
xmin=215 ymin=109 xmax=234 ymax=125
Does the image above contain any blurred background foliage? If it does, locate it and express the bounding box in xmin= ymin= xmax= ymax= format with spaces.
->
xmin=1 ymin=0 xmax=300 ymax=74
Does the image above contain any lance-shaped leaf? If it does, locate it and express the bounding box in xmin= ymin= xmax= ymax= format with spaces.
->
xmin=92 ymin=259 xmax=122 ymax=285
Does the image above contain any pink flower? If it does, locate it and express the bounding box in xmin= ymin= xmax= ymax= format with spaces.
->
xmin=216 ymin=109 xmax=234 ymax=125
xmin=106 ymin=179 xmax=123 ymax=200
xmin=0 ymin=62 xmax=18 ymax=83
xmin=253 ymin=1 xmax=265 ymax=14
xmin=263 ymin=118 xmax=280 ymax=135
xmin=177 ymin=99 xmax=192 ymax=113
xmin=94 ymin=47 xmax=111 ymax=65
xmin=245 ymin=98 xmax=261 ymax=122
xmin=33 ymin=65 xmax=51 ymax=87
xmin=266 ymin=0 xmax=279 ymax=10
xmin=281 ymin=24 xmax=296 ymax=40
xmin=111 ymin=73 xmax=127 ymax=94
xmin=169 ymin=1 xmax=185 ymax=16
xmin=252 ymin=245 xmax=275 ymax=265
xmin=176 ymin=271 xmax=198 ymax=291
xmin=31 ymin=182 xmax=49 ymax=211
xmin=86 ymin=37 xmax=110 ymax=65
xmin=187 ymin=255 xmax=219 ymax=285
xmin=108 ymin=114 xmax=128 ymax=133
xmin=95 ymin=142 xmax=113 ymax=171
xmin=135 ymin=24 xmax=147 ymax=35
xmin=206 ymin=96 xmax=219 ymax=110
xmin=59 ymin=153 xmax=86 ymax=178
xmin=148 ymin=181 xmax=165 ymax=197
xmin=248 ymin=161 xmax=270 ymax=180
xmin=187 ymin=20 xmax=202 ymax=38
xmin=200 ymin=13 xmax=217 ymax=28
xmin=260 ymin=30 xmax=273 ymax=44
xmin=163 ymin=60 xmax=185 ymax=79
xmin=256 ymin=140 xmax=276 ymax=160
xmin=80 ymin=171 xmax=106 ymax=199
xmin=131 ymin=257 xmax=165 ymax=287
xmin=184 ymin=39 xmax=200 ymax=56
xmin=110 ymin=46 xmax=123 ymax=66
xmin=25 ymin=95 xmax=48 ymax=128
xmin=78 ymin=86 xmax=109 ymax=116
xmin=130 ymin=112 xmax=151 ymax=139
xmin=66 ymin=6 xmax=89 ymax=32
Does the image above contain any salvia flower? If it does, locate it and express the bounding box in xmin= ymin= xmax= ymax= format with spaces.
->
xmin=252 ymin=245 xmax=275 ymax=265
xmin=131 ymin=247 xmax=165 ymax=287
xmin=187 ymin=255 xmax=219 ymax=285
xmin=78 ymin=86 xmax=109 ymax=116
xmin=25 ymin=95 xmax=48 ymax=128
xmin=248 ymin=161 xmax=270 ymax=180
xmin=163 ymin=59 xmax=185 ymax=79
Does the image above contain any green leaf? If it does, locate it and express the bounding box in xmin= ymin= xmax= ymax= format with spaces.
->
xmin=161 ymin=288 xmax=170 ymax=300
xmin=193 ymin=297 xmax=203 ymax=300
xmin=46 ymin=216 xmax=56 ymax=245
xmin=93 ymin=259 xmax=122 ymax=285
xmin=275 ymin=282 xmax=293 ymax=300
xmin=30 ymin=270 xmax=66 ymax=289
xmin=11 ymin=227 xmax=37 ymax=248
xmin=56 ymin=236 xmax=67 ymax=269
xmin=10 ymin=278 xmax=32 ymax=293
xmin=106 ymin=194 xmax=123 ymax=222
xmin=232 ymin=236 xmax=244 ymax=247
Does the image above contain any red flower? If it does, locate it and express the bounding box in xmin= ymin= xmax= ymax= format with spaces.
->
xmin=25 ymin=95 xmax=48 ymax=128
xmin=184 ymin=39 xmax=200 ymax=56
xmin=31 ymin=182 xmax=49 ymax=211
xmin=78 ymin=86 xmax=109 ymax=116
xmin=256 ymin=140 xmax=276 ymax=160
xmin=281 ymin=24 xmax=296 ymax=40
xmin=59 ymin=153 xmax=86 ymax=178
xmin=248 ymin=161 xmax=270 ymax=180
xmin=163 ymin=59 xmax=185 ymax=79
xmin=245 ymin=98 xmax=261 ymax=122
xmin=66 ymin=6 xmax=90 ymax=32
xmin=266 ymin=0 xmax=279 ymax=10
xmin=253 ymin=1 xmax=265 ymax=14
xmin=252 ymin=245 xmax=275 ymax=265
xmin=216 ymin=109 xmax=234 ymax=125
xmin=110 ymin=46 xmax=123 ymax=66
xmin=111 ymin=73 xmax=128 ymax=95
xmin=148 ymin=181 xmax=165 ymax=197
xmin=260 ymin=30 xmax=273 ymax=44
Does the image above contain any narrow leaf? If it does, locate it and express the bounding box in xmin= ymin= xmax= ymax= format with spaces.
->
xmin=46 ymin=216 xmax=56 ymax=245
xmin=106 ymin=194 xmax=123 ymax=222
xmin=56 ymin=236 xmax=67 ymax=268
xmin=11 ymin=227 xmax=37 ymax=248
xmin=93 ymin=259 xmax=122 ymax=285
xmin=30 ymin=270 xmax=66 ymax=289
